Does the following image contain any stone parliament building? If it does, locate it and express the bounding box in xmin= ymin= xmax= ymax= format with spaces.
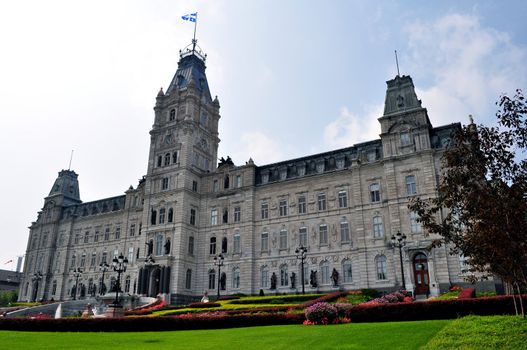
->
xmin=19 ymin=44 xmax=484 ymax=304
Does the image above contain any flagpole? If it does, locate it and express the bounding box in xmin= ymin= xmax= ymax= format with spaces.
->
xmin=192 ymin=13 xmax=198 ymax=53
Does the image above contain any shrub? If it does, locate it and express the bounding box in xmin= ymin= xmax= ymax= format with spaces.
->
xmin=188 ymin=302 xmax=221 ymax=308
xmin=305 ymin=302 xmax=338 ymax=324
xmin=300 ymin=291 xmax=348 ymax=309
xmin=363 ymin=289 xmax=412 ymax=305
xmin=458 ymin=288 xmax=476 ymax=299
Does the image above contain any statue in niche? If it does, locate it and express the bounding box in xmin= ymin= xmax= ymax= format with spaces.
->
xmin=331 ymin=268 xmax=339 ymax=287
xmin=220 ymin=272 xmax=226 ymax=290
xmin=290 ymin=272 xmax=296 ymax=289
xmin=147 ymin=240 xmax=153 ymax=256
xmin=310 ymin=270 xmax=318 ymax=288
xmin=164 ymin=239 xmax=171 ymax=255
xmin=396 ymin=94 xmax=405 ymax=108
xmin=270 ymin=272 xmax=277 ymax=290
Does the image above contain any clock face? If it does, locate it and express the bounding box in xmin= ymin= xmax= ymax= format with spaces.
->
xmin=165 ymin=134 xmax=173 ymax=145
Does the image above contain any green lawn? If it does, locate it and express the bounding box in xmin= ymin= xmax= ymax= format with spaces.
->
xmin=0 ymin=319 xmax=448 ymax=350
xmin=1 ymin=315 xmax=524 ymax=349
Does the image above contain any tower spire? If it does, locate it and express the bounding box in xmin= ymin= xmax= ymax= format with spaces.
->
xmin=395 ymin=50 xmax=401 ymax=77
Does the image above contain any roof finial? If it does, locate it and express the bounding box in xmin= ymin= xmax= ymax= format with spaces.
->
xmin=395 ymin=50 xmax=401 ymax=77
xmin=68 ymin=149 xmax=74 ymax=170
xmin=469 ymin=114 xmax=474 ymax=124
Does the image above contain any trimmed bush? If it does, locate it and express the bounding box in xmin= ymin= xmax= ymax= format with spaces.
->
xmin=305 ymin=302 xmax=338 ymax=324
xmin=458 ymin=288 xmax=476 ymax=299
xmin=188 ymin=302 xmax=221 ymax=308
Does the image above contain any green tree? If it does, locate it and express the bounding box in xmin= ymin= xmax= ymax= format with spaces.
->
xmin=409 ymin=90 xmax=527 ymax=316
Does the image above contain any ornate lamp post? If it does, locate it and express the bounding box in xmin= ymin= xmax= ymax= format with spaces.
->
xmin=31 ymin=271 xmax=43 ymax=302
xmin=391 ymin=231 xmax=407 ymax=290
xmin=295 ymin=245 xmax=308 ymax=294
xmin=73 ymin=268 xmax=82 ymax=300
xmin=99 ymin=262 xmax=109 ymax=295
xmin=111 ymin=254 xmax=128 ymax=306
xmin=213 ymin=253 xmax=224 ymax=300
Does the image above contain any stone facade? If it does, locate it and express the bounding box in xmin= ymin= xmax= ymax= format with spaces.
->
xmin=19 ymin=48 xmax=487 ymax=304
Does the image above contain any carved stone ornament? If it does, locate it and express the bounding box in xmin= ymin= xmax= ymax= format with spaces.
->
xmin=310 ymin=256 xmax=318 ymax=264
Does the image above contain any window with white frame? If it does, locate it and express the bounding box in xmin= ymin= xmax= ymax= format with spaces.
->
xmin=261 ymin=266 xmax=269 ymax=288
xmin=129 ymin=224 xmax=135 ymax=237
xmin=373 ymin=216 xmax=384 ymax=238
xmin=340 ymin=219 xmax=350 ymax=243
xmin=128 ymin=247 xmax=134 ymax=263
xmin=233 ymin=232 xmax=241 ymax=254
xmin=279 ymin=229 xmax=288 ymax=249
xmin=236 ymin=175 xmax=242 ymax=188
xmin=232 ymin=267 xmax=240 ymax=288
xmin=261 ymin=202 xmax=269 ymax=219
xmin=298 ymin=196 xmax=306 ymax=214
xmin=234 ymin=206 xmax=241 ymax=222
xmin=211 ymin=209 xmax=218 ymax=225
xmin=279 ymin=199 xmax=288 ymax=216
xmin=343 ymin=260 xmax=353 ymax=283
xmin=90 ymin=252 xmax=96 ymax=267
xmin=159 ymin=209 xmax=165 ymax=224
xmin=370 ymin=183 xmax=381 ymax=202
xmin=406 ymin=175 xmax=417 ymax=195
xmin=376 ymin=255 xmax=387 ymax=280
xmin=155 ymin=235 xmax=163 ymax=256
xmin=319 ymin=224 xmax=328 ymax=245
xmin=338 ymin=190 xmax=348 ymax=208
xmin=299 ymin=227 xmax=308 ymax=247
xmin=302 ymin=264 xmax=309 ymax=285
xmin=104 ymin=227 xmax=110 ymax=241
xmin=280 ymin=265 xmax=289 ymax=286
xmin=164 ymin=153 xmax=170 ymax=166
xmin=261 ymin=232 xmax=269 ymax=251
xmin=320 ymin=261 xmax=330 ymax=285
xmin=317 ymin=193 xmax=327 ymax=211
xmin=410 ymin=211 xmax=422 ymax=233
xmin=213 ymin=180 xmax=219 ymax=192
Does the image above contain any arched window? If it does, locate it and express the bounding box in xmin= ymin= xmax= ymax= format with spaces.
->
xmin=185 ymin=269 xmax=192 ymax=289
xmin=232 ymin=267 xmax=240 ymax=289
xmin=52 ymin=280 xmax=57 ymax=296
xmin=168 ymin=208 xmax=173 ymax=223
xmin=208 ymin=269 xmax=216 ymax=290
xmin=124 ymin=276 xmax=131 ymax=293
xmin=169 ymin=109 xmax=176 ymax=121
xmin=280 ymin=265 xmax=288 ymax=286
xmin=224 ymin=175 xmax=230 ymax=189
xmin=159 ymin=208 xmax=165 ymax=224
xmin=222 ymin=237 xmax=228 ymax=253
xmin=210 ymin=237 xmax=216 ymax=255
xmin=320 ymin=260 xmax=330 ymax=285
xmin=342 ymin=260 xmax=353 ymax=283
xmin=220 ymin=272 xmax=226 ymax=290
xmin=376 ymin=255 xmax=387 ymax=280
xmin=157 ymin=155 xmax=162 ymax=167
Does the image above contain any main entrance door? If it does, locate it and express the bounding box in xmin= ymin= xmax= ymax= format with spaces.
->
xmin=413 ymin=253 xmax=430 ymax=295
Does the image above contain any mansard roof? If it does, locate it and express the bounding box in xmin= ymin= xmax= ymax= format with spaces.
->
xmin=165 ymin=52 xmax=211 ymax=100
xmin=61 ymin=195 xmax=126 ymax=220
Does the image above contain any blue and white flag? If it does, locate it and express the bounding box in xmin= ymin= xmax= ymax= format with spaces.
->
xmin=182 ymin=13 xmax=197 ymax=23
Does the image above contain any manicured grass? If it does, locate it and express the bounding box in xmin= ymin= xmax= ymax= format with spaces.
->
xmin=0 ymin=319 xmax=449 ymax=349
xmin=423 ymin=315 xmax=527 ymax=350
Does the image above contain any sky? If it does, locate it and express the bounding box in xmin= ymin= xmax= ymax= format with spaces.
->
xmin=0 ymin=0 xmax=526 ymax=271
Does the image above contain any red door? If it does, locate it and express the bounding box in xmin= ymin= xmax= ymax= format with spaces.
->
xmin=413 ymin=253 xmax=430 ymax=295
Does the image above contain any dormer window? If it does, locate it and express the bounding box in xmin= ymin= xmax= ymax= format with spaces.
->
xmin=400 ymin=131 xmax=411 ymax=146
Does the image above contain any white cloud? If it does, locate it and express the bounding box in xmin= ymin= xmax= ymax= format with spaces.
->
xmin=405 ymin=13 xmax=527 ymax=125
xmin=231 ymin=131 xmax=286 ymax=165
xmin=323 ymin=104 xmax=383 ymax=149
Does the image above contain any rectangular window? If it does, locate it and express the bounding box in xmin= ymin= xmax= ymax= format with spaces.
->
xmin=104 ymin=228 xmax=110 ymax=241
xmin=261 ymin=202 xmax=269 ymax=219
xmin=94 ymin=231 xmax=99 ymax=242
xmin=155 ymin=235 xmax=163 ymax=256
xmin=236 ymin=175 xmax=242 ymax=188
xmin=317 ymin=193 xmax=327 ymax=211
xmin=298 ymin=196 xmax=306 ymax=214
xmin=261 ymin=268 xmax=269 ymax=288
xmin=234 ymin=207 xmax=241 ymax=222
xmin=233 ymin=234 xmax=241 ymax=254
xmin=159 ymin=208 xmax=166 ymax=224
xmin=209 ymin=271 xmax=216 ymax=290
xmin=213 ymin=180 xmax=219 ymax=192
xmin=130 ymin=224 xmax=136 ymax=237
xmin=406 ymin=175 xmax=417 ymax=195
xmin=261 ymin=232 xmax=269 ymax=251
xmin=299 ymin=227 xmax=308 ymax=247
xmin=74 ymin=234 xmax=80 ymax=244
xmin=400 ymin=131 xmax=411 ymax=146
xmin=211 ymin=209 xmax=218 ymax=225
xmin=373 ymin=216 xmax=384 ymax=238
xmin=101 ymin=252 xmax=107 ymax=264
xmin=410 ymin=211 xmax=422 ymax=233
xmin=279 ymin=199 xmax=288 ymax=216
xmin=190 ymin=209 xmax=196 ymax=225
xmin=370 ymin=183 xmax=381 ymax=203
xmin=319 ymin=224 xmax=328 ymax=245
xmin=377 ymin=257 xmax=387 ymax=280
xmin=340 ymin=221 xmax=350 ymax=243
xmin=279 ymin=229 xmax=288 ymax=249
xmin=162 ymin=177 xmax=169 ymax=190
xmin=343 ymin=261 xmax=353 ymax=283
xmin=115 ymin=226 xmax=121 ymax=240
xmin=128 ymin=247 xmax=134 ymax=263
xmin=188 ymin=236 xmax=194 ymax=255
xmin=338 ymin=190 xmax=348 ymax=208
xmin=185 ymin=269 xmax=192 ymax=289
xmin=321 ymin=264 xmax=330 ymax=285
xmin=209 ymin=237 xmax=216 ymax=255
xmin=84 ymin=232 xmax=89 ymax=243
xmin=80 ymin=254 xmax=86 ymax=268
xmin=192 ymin=180 xmax=198 ymax=192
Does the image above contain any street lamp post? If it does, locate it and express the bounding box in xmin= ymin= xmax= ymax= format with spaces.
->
xmin=111 ymin=253 xmax=128 ymax=306
xmin=31 ymin=271 xmax=43 ymax=302
xmin=213 ymin=253 xmax=224 ymax=300
xmin=73 ymin=268 xmax=82 ymax=300
xmin=391 ymin=231 xmax=407 ymax=290
xmin=295 ymin=245 xmax=308 ymax=294
xmin=99 ymin=262 xmax=109 ymax=295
